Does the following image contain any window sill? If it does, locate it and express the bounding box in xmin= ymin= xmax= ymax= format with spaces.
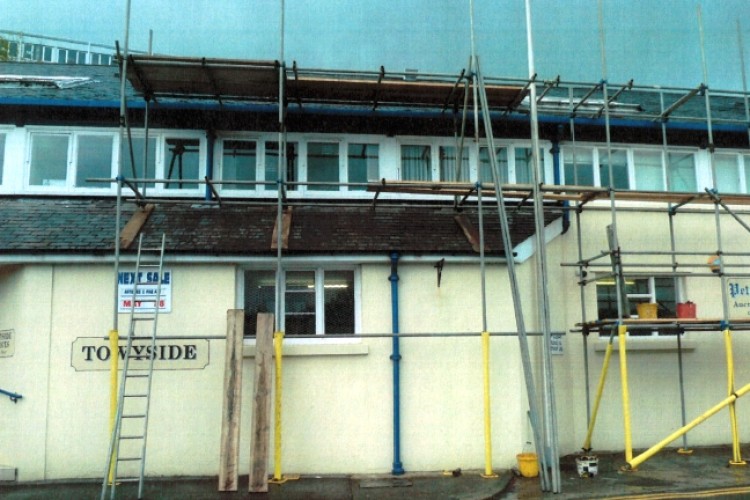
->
xmin=243 ymin=341 xmax=369 ymax=358
xmin=594 ymin=337 xmax=696 ymax=353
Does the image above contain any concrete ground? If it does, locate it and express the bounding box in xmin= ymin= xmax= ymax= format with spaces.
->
xmin=4 ymin=445 xmax=750 ymax=499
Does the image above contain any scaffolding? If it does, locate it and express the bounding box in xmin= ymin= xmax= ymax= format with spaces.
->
xmin=97 ymin=0 xmax=750 ymax=496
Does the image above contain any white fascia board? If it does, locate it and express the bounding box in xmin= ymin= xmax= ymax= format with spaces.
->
xmin=512 ymin=217 xmax=564 ymax=264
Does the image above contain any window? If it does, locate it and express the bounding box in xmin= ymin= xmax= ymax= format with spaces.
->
xmin=563 ymin=147 xmax=594 ymax=186
xmin=667 ymin=152 xmax=696 ymax=192
xmin=0 ymin=133 xmax=6 ymax=184
xmin=515 ymin=147 xmax=544 ymax=184
xmin=439 ymin=146 xmax=470 ymax=182
xmin=401 ymin=145 xmax=431 ymax=181
xmin=221 ymin=140 xmax=256 ymax=190
xmin=28 ymin=132 xmax=115 ymax=188
xmin=714 ymin=153 xmax=740 ymax=194
xmin=478 ymin=146 xmax=508 ymax=183
xmin=265 ymin=141 xmax=298 ymax=191
xmin=307 ymin=142 xmax=339 ymax=191
xmin=164 ymin=138 xmax=200 ymax=190
xmin=633 ymin=150 xmax=664 ymax=190
xmin=121 ymin=136 xmax=157 ymax=189
xmin=596 ymin=276 xmax=678 ymax=337
xmin=599 ymin=148 xmax=629 ymax=189
xmin=243 ymin=268 xmax=356 ymax=337
xmin=347 ymin=143 xmax=379 ymax=190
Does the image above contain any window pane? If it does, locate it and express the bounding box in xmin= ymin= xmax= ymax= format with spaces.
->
xmin=285 ymin=271 xmax=316 ymax=335
xmin=164 ymin=138 xmax=200 ymax=189
xmin=122 ymin=137 xmax=157 ymax=189
xmin=0 ymin=134 xmax=5 ymax=184
xmin=347 ymin=143 xmax=379 ymax=190
xmin=401 ymin=145 xmax=431 ymax=181
xmin=514 ymin=147 xmax=541 ymax=184
xmin=479 ymin=147 xmax=508 ymax=183
xmin=324 ymin=271 xmax=354 ymax=334
xmin=243 ymin=270 xmax=276 ymax=337
xmin=265 ymin=141 xmax=298 ymax=191
xmin=307 ymin=142 xmax=339 ymax=191
xmin=222 ymin=140 xmax=256 ymax=190
xmin=76 ymin=135 xmax=113 ymax=188
xmin=439 ymin=146 xmax=470 ymax=182
xmin=745 ymin=155 xmax=750 ymax=194
xmin=654 ymin=277 xmax=676 ymax=317
xmin=599 ymin=149 xmax=628 ymax=189
xmin=714 ymin=154 xmax=739 ymax=194
xmin=563 ymin=147 xmax=594 ymax=186
xmin=668 ymin=152 xmax=696 ymax=192
xmin=633 ymin=150 xmax=663 ymax=190
xmin=30 ymin=134 xmax=69 ymax=186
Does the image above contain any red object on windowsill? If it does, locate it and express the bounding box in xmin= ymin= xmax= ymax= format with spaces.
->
xmin=677 ymin=301 xmax=697 ymax=319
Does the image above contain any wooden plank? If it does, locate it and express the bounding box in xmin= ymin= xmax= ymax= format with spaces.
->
xmin=119 ymin=204 xmax=155 ymax=249
xmin=270 ymin=208 xmax=292 ymax=250
xmin=454 ymin=214 xmax=489 ymax=253
xmin=249 ymin=313 xmax=274 ymax=493
xmin=218 ymin=309 xmax=244 ymax=491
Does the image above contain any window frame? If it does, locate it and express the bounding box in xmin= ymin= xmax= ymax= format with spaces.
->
xmin=239 ymin=264 xmax=362 ymax=344
xmin=25 ymin=128 xmax=118 ymax=193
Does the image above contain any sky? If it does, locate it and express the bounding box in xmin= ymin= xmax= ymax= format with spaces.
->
xmin=3 ymin=0 xmax=750 ymax=91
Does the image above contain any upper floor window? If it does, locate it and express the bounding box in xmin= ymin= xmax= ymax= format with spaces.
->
xmin=439 ymin=146 xmax=470 ymax=182
xmin=401 ymin=144 xmax=431 ymax=181
xmin=668 ymin=152 xmax=696 ymax=192
xmin=479 ymin=146 xmax=508 ymax=183
xmin=713 ymin=153 xmax=750 ymax=194
xmin=28 ymin=132 xmax=114 ymax=189
xmin=265 ymin=141 xmax=298 ymax=191
xmin=633 ymin=150 xmax=664 ymax=190
xmin=563 ymin=147 xmax=595 ymax=186
xmin=0 ymin=133 xmax=5 ymax=185
xmin=307 ymin=142 xmax=339 ymax=191
xmin=164 ymin=138 xmax=200 ymax=190
xmin=347 ymin=143 xmax=379 ymax=190
xmin=221 ymin=139 xmax=256 ymax=190
xmin=599 ymin=148 xmax=629 ymax=189
xmin=243 ymin=268 xmax=356 ymax=337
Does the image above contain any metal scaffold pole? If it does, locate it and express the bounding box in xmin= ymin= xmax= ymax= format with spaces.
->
xmin=468 ymin=0 xmax=552 ymax=491
xmin=524 ymin=0 xmax=560 ymax=492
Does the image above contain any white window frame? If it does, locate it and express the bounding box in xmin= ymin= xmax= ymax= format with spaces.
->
xmin=152 ymin=131 xmax=206 ymax=196
xmin=238 ymin=264 xmax=362 ymax=344
xmin=24 ymin=128 xmax=118 ymax=193
xmin=215 ymin=135 xmax=261 ymax=194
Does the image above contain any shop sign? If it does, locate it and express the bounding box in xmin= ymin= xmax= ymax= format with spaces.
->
xmin=71 ymin=336 xmax=208 ymax=371
xmin=0 ymin=329 xmax=14 ymax=357
xmin=729 ymin=279 xmax=750 ymax=318
xmin=118 ymin=269 xmax=172 ymax=313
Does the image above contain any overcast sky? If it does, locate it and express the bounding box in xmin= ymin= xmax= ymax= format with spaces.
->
xmin=3 ymin=0 xmax=750 ymax=90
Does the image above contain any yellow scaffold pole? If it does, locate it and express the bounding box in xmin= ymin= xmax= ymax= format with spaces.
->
xmin=108 ymin=329 xmax=119 ymax=484
xmin=618 ymin=324 xmax=634 ymax=464
xmin=270 ymin=331 xmax=287 ymax=484
xmin=582 ymin=333 xmax=615 ymax=451
xmin=481 ymin=331 xmax=498 ymax=478
xmin=723 ymin=326 xmax=746 ymax=465
xmin=628 ymin=380 xmax=750 ymax=470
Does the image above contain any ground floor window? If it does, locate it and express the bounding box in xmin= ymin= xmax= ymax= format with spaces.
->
xmin=596 ymin=276 xmax=679 ymax=337
xmin=243 ymin=268 xmax=356 ymax=337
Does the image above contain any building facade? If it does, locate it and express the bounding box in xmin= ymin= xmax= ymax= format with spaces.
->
xmin=1 ymin=57 xmax=750 ymax=483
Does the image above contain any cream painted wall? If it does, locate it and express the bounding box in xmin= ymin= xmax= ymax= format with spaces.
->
xmin=0 ymin=266 xmax=53 ymax=480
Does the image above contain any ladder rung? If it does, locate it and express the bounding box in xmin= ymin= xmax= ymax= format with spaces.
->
xmin=126 ymin=374 xmax=149 ymax=378
xmin=116 ymin=477 xmax=141 ymax=483
xmin=117 ymin=457 xmax=143 ymax=462
xmin=122 ymin=414 xmax=146 ymax=419
xmin=119 ymin=435 xmax=145 ymax=440
xmin=124 ymin=394 xmax=147 ymax=398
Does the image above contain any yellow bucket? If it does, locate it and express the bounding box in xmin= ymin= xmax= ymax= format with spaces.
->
xmin=636 ymin=303 xmax=658 ymax=319
xmin=516 ymin=452 xmax=539 ymax=478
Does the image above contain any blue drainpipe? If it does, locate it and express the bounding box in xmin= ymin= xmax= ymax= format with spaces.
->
xmin=551 ymin=131 xmax=570 ymax=234
xmin=205 ymin=129 xmax=215 ymax=201
xmin=389 ymin=251 xmax=405 ymax=475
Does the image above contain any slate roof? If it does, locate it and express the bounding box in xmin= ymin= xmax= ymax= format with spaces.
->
xmin=0 ymin=197 xmax=558 ymax=257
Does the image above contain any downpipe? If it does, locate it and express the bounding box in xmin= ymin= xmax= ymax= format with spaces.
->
xmin=389 ymin=251 xmax=405 ymax=475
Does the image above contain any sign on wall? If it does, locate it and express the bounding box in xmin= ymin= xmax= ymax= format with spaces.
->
xmin=0 ymin=329 xmax=14 ymax=357
xmin=71 ymin=337 xmax=209 ymax=371
xmin=729 ymin=279 xmax=750 ymax=319
xmin=117 ymin=269 xmax=172 ymax=313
